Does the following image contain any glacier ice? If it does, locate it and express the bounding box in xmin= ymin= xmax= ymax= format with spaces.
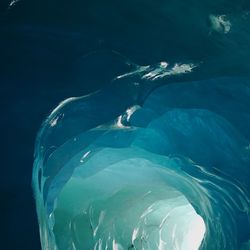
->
xmin=33 ymin=64 xmax=250 ymax=250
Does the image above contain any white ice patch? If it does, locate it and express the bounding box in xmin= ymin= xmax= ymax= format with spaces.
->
xmin=209 ymin=14 xmax=231 ymax=34
xmin=116 ymin=61 xmax=198 ymax=81
xmin=8 ymin=0 xmax=20 ymax=8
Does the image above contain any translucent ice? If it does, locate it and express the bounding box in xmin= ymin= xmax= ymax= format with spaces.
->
xmin=33 ymin=58 xmax=250 ymax=250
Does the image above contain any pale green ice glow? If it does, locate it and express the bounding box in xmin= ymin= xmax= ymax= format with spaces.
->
xmin=51 ymin=149 xmax=206 ymax=250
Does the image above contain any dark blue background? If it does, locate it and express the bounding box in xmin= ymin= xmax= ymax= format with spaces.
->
xmin=1 ymin=1 xmax=250 ymax=249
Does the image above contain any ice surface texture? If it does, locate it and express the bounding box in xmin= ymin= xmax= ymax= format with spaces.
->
xmin=33 ymin=61 xmax=250 ymax=250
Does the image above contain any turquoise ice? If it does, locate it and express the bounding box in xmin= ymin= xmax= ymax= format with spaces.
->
xmin=33 ymin=69 xmax=250 ymax=249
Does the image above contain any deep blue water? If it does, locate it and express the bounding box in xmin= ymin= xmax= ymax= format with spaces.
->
xmin=1 ymin=1 xmax=250 ymax=249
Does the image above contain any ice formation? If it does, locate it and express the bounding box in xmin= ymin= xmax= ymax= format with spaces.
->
xmin=33 ymin=60 xmax=250 ymax=250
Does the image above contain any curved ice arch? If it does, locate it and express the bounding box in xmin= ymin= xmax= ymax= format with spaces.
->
xmin=33 ymin=76 xmax=250 ymax=250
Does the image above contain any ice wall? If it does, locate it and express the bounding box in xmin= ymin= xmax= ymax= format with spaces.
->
xmin=33 ymin=73 xmax=250 ymax=250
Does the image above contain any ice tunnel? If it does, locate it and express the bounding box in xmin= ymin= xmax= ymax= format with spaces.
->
xmin=33 ymin=62 xmax=250 ymax=250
